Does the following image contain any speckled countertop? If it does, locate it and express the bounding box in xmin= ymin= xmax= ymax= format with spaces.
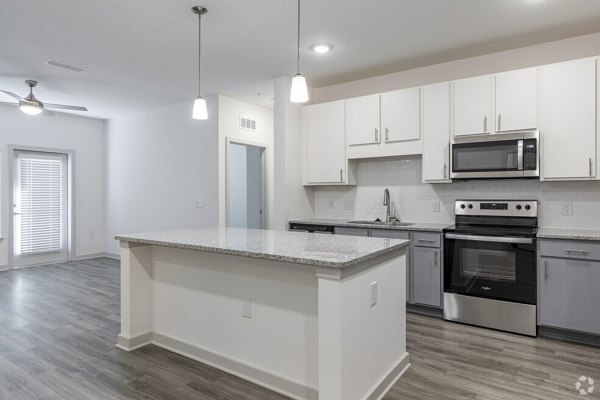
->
xmin=115 ymin=227 xmax=409 ymax=269
xmin=537 ymin=228 xmax=600 ymax=242
xmin=289 ymin=218 xmax=451 ymax=233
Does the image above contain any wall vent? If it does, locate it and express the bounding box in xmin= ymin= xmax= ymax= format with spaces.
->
xmin=45 ymin=59 xmax=84 ymax=72
xmin=240 ymin=117 xmax=257 ymax=131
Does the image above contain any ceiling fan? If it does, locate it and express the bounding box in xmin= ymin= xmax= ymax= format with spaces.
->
xmin=0 ymin=80 xmax=87 ymax=116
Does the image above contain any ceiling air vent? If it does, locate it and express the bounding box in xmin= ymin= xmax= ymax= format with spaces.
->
xmin=44 ymin=59 xmax=84 ymax=72
xmin=240 ymin=117 xmax=257 ymax=131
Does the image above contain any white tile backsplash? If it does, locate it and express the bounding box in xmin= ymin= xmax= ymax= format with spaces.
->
xmin=314 ymin=156 xmax=600 ymax=229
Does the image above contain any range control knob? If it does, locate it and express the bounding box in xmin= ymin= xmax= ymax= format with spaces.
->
xmin=525 ymin=204 xmax=531 ymax=210
xmin=516 ymin=204 xmax=522 ymax=210
xmin=468 ymin=204 xmax=473 ymax=209
xmin=460 ymin=204 xmax=466 ymax=209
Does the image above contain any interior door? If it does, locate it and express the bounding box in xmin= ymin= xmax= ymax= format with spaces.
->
xmin=13 ymin=150 xmax=69 ymax=266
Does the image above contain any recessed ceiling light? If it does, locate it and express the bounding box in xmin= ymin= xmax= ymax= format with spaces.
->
xmin=312 ymin=44 xmax=331 ymax=54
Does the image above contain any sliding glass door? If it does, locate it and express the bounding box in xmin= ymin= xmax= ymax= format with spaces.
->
xmin=12 ymin=150 xmax=69 ymax=267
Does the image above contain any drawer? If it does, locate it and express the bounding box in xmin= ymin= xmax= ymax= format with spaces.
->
xmin=412 ymin=232 xmax=441 ymax=248
xmin=334 ymin=226 xmax=369 ymax=237
xmin=370 ymin=229 xmax=409 ymax=240
xmin=539 ymin=239 xmax=600 ymax=261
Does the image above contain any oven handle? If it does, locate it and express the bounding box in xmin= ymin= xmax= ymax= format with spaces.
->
xmin=445 ymin=233 xmax=533 ymax=244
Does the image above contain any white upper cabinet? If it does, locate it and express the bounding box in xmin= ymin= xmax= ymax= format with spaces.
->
xmin=422 ymin=83 xmax=451 ymax=183
xmin=452 ymin=75 xmax=493 ymax=136
xmin=381 ymin=88 xmax=421 ymax=143
xmin=304 ymin=101 xmax=354 ymax=185
xmin=345 ymin=94 xmax=380 ymax=147
xmin=539 ymin=58 xmax=597 ymax=180
xmin=495 ymin=68 xmax=537 ymax=132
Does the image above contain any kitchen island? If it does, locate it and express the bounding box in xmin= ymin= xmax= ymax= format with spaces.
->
xmin=115 ymin=228 xmax=410 ymax=400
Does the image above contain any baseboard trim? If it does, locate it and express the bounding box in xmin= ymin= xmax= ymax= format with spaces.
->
xmin=74 ymin=252 xmax=113 ymax=261
xmin=366 ymin=353 xmax=410 ymax=400
xmin=103 ymin=252 xmax=120 ymax=260
xmin=539 ymin=326 xmax=600 ymax=347
xmin=151 ymin=332 xmax=318 ymax=400
xmin=116 ymin=332 xmax=153 ymax=351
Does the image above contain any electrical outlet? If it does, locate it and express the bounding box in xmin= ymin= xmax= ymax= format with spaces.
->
xmin=327 ymin=199 xmax=335 ymax=210
xmin=560 ymin=202 xmax=573 ymax=216
xmin=88 ymin=231 xmax=95 ymax=239
xmin=370 ymin=281 xmax=378 ymax=307
xmin=195 ymin=198 xmax=204 ymax=208
xmin=343 ymin=200 xmax=354 ymax=210
xmin=432 ymin=201 xmax=440 ymax=213
xmin=241 ymin=299 xmax=252 ymax=318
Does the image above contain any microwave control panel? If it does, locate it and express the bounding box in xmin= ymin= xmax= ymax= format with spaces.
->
xmin=523 ymin=139 xmax=537 ymax=170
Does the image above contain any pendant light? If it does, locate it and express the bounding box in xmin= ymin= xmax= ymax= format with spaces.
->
xmin=290 ymin=0 xmax=309 ymax=103
xmin=192 ymin=6 xmax=208 ymax=119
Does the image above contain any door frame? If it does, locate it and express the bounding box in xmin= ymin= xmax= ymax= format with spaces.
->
xmin=7 ymin=145 xmax=75 ymax=268
xmin=225 ymin=137 xmax=269 ymax=229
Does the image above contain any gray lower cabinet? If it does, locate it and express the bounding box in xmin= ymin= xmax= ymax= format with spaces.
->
xmin=412 ymin=246 xmax=442 ymax=307
xmin=539 ymin=256 xmax=600 ymax=335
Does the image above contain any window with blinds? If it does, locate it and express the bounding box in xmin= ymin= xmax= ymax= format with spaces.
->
xmin=19 ymin=157 xmax=63 ymax=255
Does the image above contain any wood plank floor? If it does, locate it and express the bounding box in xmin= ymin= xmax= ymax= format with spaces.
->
xmin=0 ymin=258 xmax=598 ymax=399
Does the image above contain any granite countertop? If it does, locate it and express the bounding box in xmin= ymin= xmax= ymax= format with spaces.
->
xmin=289 ymin=218 xmax=452 ymax=233
xmin=115 ymin=227 xmax=409 ymax=269
xmin=537 ymin=228 xmax=600 ymax=242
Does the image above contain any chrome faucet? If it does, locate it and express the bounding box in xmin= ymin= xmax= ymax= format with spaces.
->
xmin=383 ymin=188 xmax=396 ymax=222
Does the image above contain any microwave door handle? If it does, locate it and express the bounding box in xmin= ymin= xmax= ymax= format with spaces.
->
xmin=445 ymin=233 xmax=533 ymax=244
xmin=517 ymin=139 xmax=524 ymax=171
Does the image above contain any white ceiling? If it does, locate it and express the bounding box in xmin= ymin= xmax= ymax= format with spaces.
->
xmin=2 ymin=0 xmax=600 ymax=119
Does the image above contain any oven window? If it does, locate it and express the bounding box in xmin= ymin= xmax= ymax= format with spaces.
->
xmin=460 ymin=248 xmax=516 ymax=282
xmin=453 ymin=140 xmax=519 ymax=172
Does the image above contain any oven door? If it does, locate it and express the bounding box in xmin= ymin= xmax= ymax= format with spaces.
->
xmin=444 ymin=233 xmax=536 ymax=304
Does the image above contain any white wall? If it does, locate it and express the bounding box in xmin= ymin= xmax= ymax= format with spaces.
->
xmin=104 ymin=99 xmax=219 ymax=255
xmin=314 ymin=32 xmax=600 ymax=103
xmin=218 ymin=96 xmax=274 ymax=228
xmin=314 ymin=156 xmax=600 ymax=230
xmin=0 ymin=105 xmax=106 ymax=269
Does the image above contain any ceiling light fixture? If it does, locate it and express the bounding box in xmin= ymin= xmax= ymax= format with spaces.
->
xmin=192 ymin=5 xmax=208 ymax=120
xmin=290 ymin=0 xmax=308 ymax=103
xmin=312 ymin=44 xmax=331 ymax=54
xmin=20 ymin=103 xmax=43 ymax=116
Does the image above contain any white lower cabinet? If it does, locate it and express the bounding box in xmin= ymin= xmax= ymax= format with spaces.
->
xmin=303 ymin=101 xmax=355 ymax=185
xmin=539 ymin=58 xmax=598 ymax=180
xmin=421 ymin=82 xmax=451 ymax=183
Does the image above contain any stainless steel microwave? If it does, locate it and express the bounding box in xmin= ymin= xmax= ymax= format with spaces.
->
xmin=450 ymin=131 xmax=539 ymax=179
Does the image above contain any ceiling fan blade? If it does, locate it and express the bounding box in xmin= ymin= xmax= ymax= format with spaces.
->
xmin=41 ymin=108 xmax=54 ymax=116
xmin=0 ymin=90 xmax=26 ymax=102
xmin=0 ymin=101 xmax=18 ymax=106
xmin=44 ymin=103 xmax=88 ymax=112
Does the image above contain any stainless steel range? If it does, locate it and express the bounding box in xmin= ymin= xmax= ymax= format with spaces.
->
xmin=443 ymin=200 xmax=538 ymax=336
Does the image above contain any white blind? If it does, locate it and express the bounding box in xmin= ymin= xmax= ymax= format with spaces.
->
xmin=19 ymin=157 xmax=63 ymax=255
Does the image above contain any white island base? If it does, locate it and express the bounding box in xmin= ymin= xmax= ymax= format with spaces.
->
xmin=116 ymin=229 xmax=409 ymax=400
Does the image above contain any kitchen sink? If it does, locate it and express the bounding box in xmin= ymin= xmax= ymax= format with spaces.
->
xmin=347 ymin=220 xmax=414 ymax=227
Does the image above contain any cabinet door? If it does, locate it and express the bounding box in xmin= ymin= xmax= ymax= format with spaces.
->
xmin=539 ymin=257 xmax=600 ymax=334
xmin=380 ymin=88 xmax=420 ymax=143
xmin=304 ymin=101 xmax=346 ymax=184
xmin=411 ymin=247 xmax=441 ymax=307
xmin=539 ymin=58 xmax=597 ymax=180
xmin=495 ymin=67 xmax=537 ymax=132
xmin=345 ymin=94 xmax=381 ymax=146
xmin=453 ymin=75 xmax=492 ymax=136
xmin=422 ymin=83 xmax=451 ymax=182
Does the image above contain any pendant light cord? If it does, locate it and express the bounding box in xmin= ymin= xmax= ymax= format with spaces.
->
xmin=198 ymin=11 xmax=202 ymax=95
xmin=296 ymin=0 xmax=301 ymax=75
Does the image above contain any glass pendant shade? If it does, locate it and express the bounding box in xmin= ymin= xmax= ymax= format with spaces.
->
xmin=290 ymin=74 xmax=309 ymax=103
xmin=192 ymin=97 xmax=208 ymax=120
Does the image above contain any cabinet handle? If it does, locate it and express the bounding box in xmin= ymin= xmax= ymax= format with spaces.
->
xmin=590 ymin=158 xmax=593 ymax=177
xmin=564 ymin=249 xmax=589 ymax=255
xmin=544 ymin=260 xmax=548 ymax=282
xmin=484 ymin=116 xmax=487 ymax=133
xmin=340 ymin=168 xmax=343 ymax=182
xmin=375 ymin=128 xmax=379 ymax=142
xmin=385 ymin=128 xmax=389 ymax=142
xmin=418 ymin=239 xmax=436 ymax=243
xmin=498 ymin=114 xmax=502 ymax=132
xmin=434 ymin=251 xmax=438 ymax=268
